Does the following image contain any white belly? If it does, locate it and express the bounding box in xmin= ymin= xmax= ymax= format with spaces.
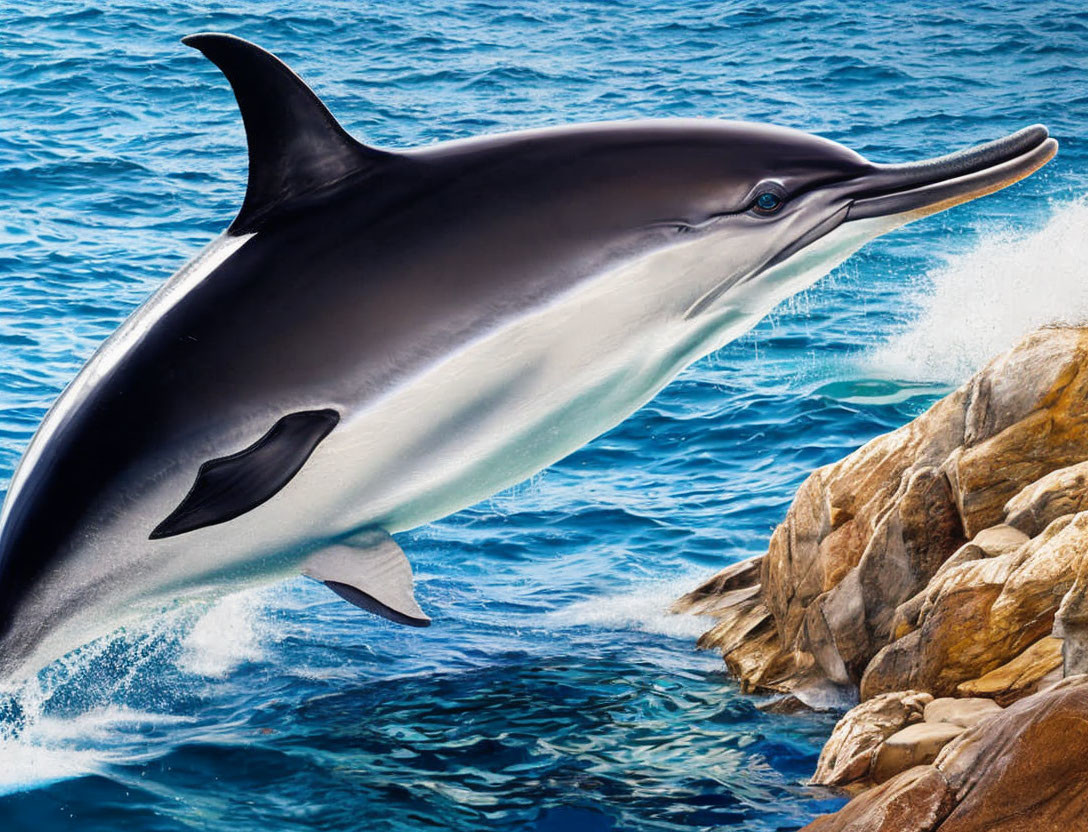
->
xmin=299 ymin=215 xmax=892 ymax=537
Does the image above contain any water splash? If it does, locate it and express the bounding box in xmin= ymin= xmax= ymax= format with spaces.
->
xmin=866 ymin=198 xmax=1088 ymax=384
xmin=545 ymin=574 xmax=714 ymax=639
xmin=0 ymin=589 xmax=269 ymax=795
xmin=178 ymin=590 xmax=269 ymax=679
xmin=0 ymin=702 xmax=195 ymax=796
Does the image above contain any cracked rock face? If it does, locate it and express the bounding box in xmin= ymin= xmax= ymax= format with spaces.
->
xmin=676 ymin=327 xmax=1088 ymax=702
xmin=674 ymin=327 xmax=1088 ymax=831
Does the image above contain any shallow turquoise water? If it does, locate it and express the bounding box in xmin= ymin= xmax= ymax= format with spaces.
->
xmin=1 ymin=1 xmax=1086 ymax=830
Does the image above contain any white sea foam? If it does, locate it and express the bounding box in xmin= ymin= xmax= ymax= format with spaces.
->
xmin=0 ymin=695 xmax=195 ymax=796
xmin=0 ymin=587 xmax=272 ymax=795
xmin=545 ymin=573 xmax=719 ymax=639
xmin=865 ymin=199 xmax=1088 ymax=384
xmin=178 ymin=589 xmax=269 ymax=679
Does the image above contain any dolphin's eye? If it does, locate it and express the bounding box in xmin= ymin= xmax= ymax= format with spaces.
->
xmin=752 ymin=191 xmax=784 ymax=215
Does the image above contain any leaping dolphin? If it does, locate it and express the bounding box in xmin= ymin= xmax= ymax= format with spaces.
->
xmin=0 ymin=34 xmax=1057 ymax=680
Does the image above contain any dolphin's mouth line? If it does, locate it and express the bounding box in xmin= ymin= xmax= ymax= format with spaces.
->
xmin=845 ymin=125 xmax=1057 ymax=221
xmin=682 ymin=125 xmax=1057 ymax=321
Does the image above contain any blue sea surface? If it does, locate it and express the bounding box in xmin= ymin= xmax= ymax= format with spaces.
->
xmin=1 ymin=1 xmax=1086 ymax=830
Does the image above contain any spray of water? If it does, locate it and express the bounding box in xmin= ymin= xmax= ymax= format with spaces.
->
xmin=0 ymin=589 xmax=270 ymax=795
xmin=545 ymin=574 xmax=715 ymax=639
xmin=866 ymin=199 xmax=1088 ymax=383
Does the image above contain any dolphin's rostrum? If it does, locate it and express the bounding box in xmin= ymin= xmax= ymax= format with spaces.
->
xmin=0 ymin=34 xmax=1057 ymax=680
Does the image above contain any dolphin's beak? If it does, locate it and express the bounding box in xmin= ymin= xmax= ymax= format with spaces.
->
xmin=845 ymin=125 xmax=1058 ymax=222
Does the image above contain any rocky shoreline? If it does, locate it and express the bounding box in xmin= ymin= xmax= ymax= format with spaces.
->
xmin=673 ymin=327 xmax=1088 ymax=830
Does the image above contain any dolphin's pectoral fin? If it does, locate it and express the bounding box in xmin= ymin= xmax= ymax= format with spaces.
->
xmin=150 ymin=409 xmax=339 ymax=539
xmin=301 ymin=530 xmax=430 ymax=628
xmin=182 ymin=33 xmax=396 ymax=235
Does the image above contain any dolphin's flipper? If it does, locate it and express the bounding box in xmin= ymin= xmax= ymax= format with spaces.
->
xmin=182 ymin=33 xmax=394 ymax=235
xmin=150 ymin=409 xmax=339 ymax=539
xmin=301 ymin=529 xmax=430 ymax=627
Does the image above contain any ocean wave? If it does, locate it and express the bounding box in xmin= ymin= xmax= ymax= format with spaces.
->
xmin=544 ymin=574 xmax=719 ymax=639
xmin=864 ymin=197 xmax=1088 ymax=383
xmin=0 ymin=588 xmax=270 ymax=795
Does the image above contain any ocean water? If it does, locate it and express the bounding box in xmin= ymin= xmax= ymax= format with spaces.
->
xmin=1 ymin=1 xmax=1086 ymax=829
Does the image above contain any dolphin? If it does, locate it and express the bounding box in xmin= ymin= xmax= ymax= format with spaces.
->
xmin=0 ymin=33 xmax=1057 ymax=680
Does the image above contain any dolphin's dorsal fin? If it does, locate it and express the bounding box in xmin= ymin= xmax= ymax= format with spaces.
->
xmin=183 ymin=33 xmax=392 ymax=234
xmin=302 ymin=530 xmax=431 ymax=628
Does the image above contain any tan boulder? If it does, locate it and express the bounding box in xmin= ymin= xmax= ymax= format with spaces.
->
xmin=871 ymin=722 xmax=965 ymax=784
xmin=969 ymin=524 xmax=1031 ymax=557
xmin=1004 ymin=459 xmax=1088 ymax=537
xmin=801 ymin=676 xmax=1088 ymax=832
xmin=922 ymin=697 xmax=1002 ymax=728
xmin=860 ymin=513 xmax=1087 ymax=699
xmin=810 ymin=690 xmax=932 ymax=787
xmin=955 ymin=637 xmax=1063 ymax=704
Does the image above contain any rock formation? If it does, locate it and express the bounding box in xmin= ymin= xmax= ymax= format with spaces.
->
xmin=809 ymin=690 xmax=932 ymax=788
xmin=672 ymin=327 xmax=1088 ymax=830
xmin=802 ymin=676 xmax=1088 ymax=831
